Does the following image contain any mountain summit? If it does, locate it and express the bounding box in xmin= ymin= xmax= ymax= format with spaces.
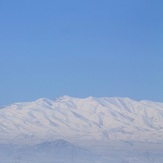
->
xmin=0 ymin=96 xmax=163 ymax=145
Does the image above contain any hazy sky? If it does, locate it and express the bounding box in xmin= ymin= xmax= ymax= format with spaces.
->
xmin=0 ymin=0 xmax=163 ymax=105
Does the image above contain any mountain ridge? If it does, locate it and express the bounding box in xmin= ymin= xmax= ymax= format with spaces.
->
xmin=0 ymin=96 xmax=163 ymax=145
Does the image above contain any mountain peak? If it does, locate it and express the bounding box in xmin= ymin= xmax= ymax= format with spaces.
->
xmin=35 ymin=97 xmax=51 ymax=103
xmin=54 ymin=95 xmax=75 ymax=101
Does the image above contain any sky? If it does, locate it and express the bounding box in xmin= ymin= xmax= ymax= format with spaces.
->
xmin=0 ymin=0 xmax=163 ymax=106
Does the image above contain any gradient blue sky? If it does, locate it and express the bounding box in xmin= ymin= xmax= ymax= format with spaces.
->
xmin=0 ymin=0 xmax=163 ymax=106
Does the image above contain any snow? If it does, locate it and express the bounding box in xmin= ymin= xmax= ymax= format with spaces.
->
xmin=0 ymin=96 xmax=163 ymax=145
xmin=0 ymin=96 xmax=163 ymax=162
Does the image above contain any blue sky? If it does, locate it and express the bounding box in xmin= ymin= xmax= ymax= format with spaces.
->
xmin=0 ymin=0 xmax=163 ymax=105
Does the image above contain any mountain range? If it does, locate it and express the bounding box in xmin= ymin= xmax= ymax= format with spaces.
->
xmin=0 ymin=96 xmax=163 ymax=145
xmin=1 ymin=96 xmax=163 ymax=163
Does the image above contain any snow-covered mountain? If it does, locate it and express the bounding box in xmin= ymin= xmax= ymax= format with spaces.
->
xmin=0 ymin=96 xmax=163 ymax=145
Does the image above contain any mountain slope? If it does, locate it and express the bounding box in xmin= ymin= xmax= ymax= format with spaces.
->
xmin=0 ymin=96 xmax=163 ymax=144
